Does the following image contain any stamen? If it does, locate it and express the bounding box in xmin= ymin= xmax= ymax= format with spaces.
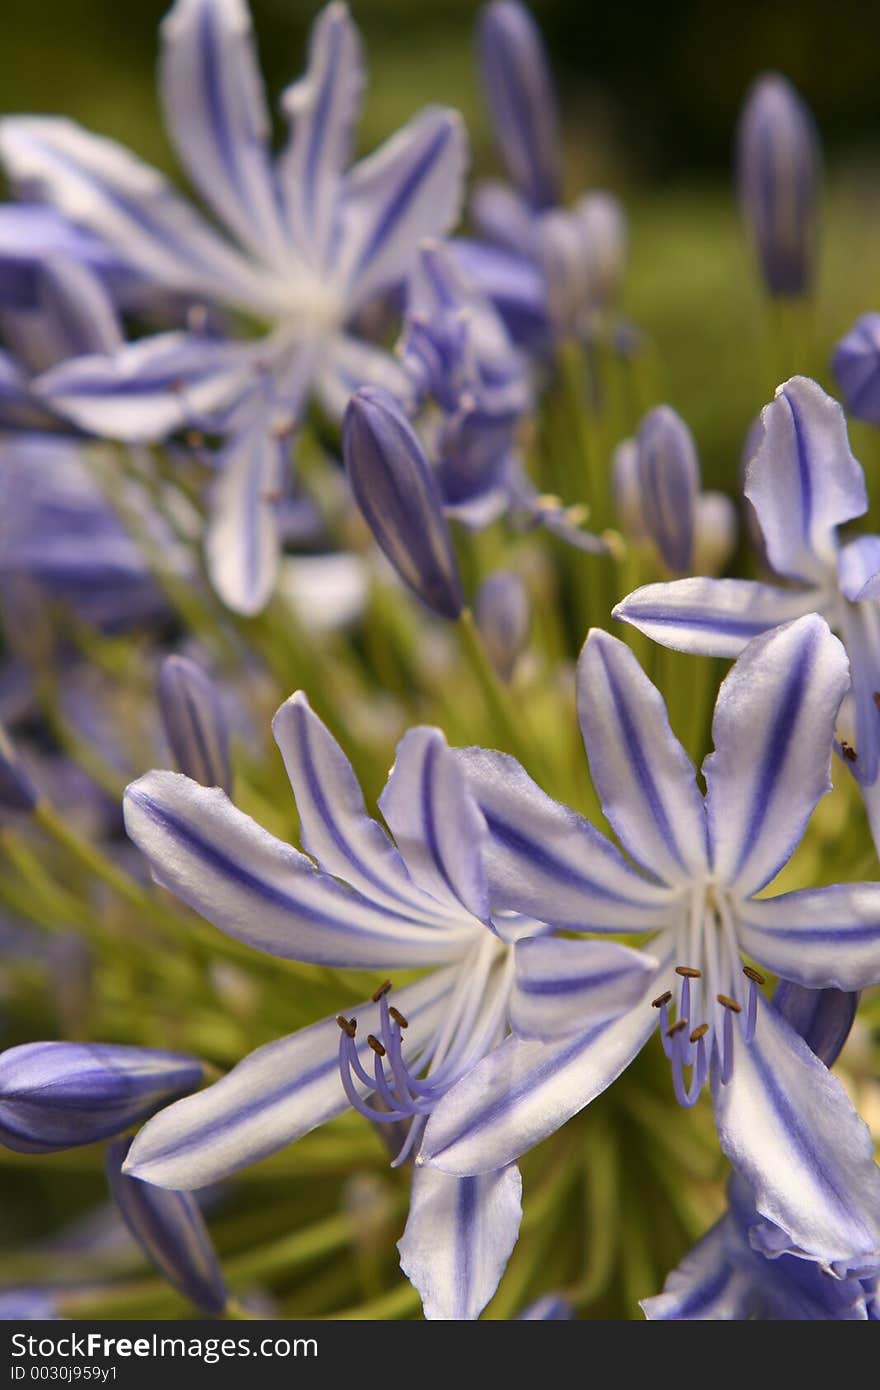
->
xmin=742 ymin=966 xmax=765 ymax=985
xmin=666 ymin=1018 xmax=689 ymax=1039
xmin=367 ymin=1035 xmax=386 ymax=1057
xmin=874 ymin=692 xmax=880 ymax=714
xmin=743 ymin=968 xmax=764 ymax=1043
xmin=389 ymin=1007 xmax=408 ymax=1028
xmin=372 ymin=980 xmax=393 ymax=1002
xmin=689 ymin=1024 xmax=709 ymax=1043
xmin=720 ymin=1004 xmax=735 ymax=1084
xmin=841 ymin=740 xmax=858 ymax=763
xmin=336 ymin=1015 xmax=356 ymax=1038
xmin=675 ymin=965 xmax=702 ymax=978
xmin=717 ymin=994 xmax=742 ymax=1013
xmin=652 ymin=991 xmax=672 ymax=1009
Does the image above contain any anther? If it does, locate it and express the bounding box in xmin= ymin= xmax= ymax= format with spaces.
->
xmin=689 ymin=1024 xmax=709 ymax=1043
xmin=652 ymin=991 xmax=673 ymax=1009
xmin=675 ymin=965 xmax=702 ymax=978
xmin=367 ymin=1035 xmax=386 ymax=1056
xmin=372 ymin=980 xmax=392 ymax=1002
xmin=742 ymin=966 xmax=766 ymax=985
xmin=841 ymin=740 xmax=858 ymax=763
xmin=874 ymin=692 xmax=880 ymax=714
xmin=336 ymin=1015 xmax=356 ymax=1038
xmin=389 ymin=1007 xmax=408 ymax=1029
xmin=717 ymin=994 xmax=742 ymax=1013
xmin=666 ymin=1018 xmax=689 ymax=1039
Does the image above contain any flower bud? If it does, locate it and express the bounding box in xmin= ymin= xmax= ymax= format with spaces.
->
xmin=635 ymin=406 xmax=699 ymax=574
xmin=736 ymin=73 xmax=820 ymax=298
xmin=0 ymin=1042 xmax=205 ymax=1154
xmin=576 ymin=192 xmax=627 ymax=311
xmin=158 ymin=655 xmax=232 ymax=792
xmin=833 ymin=314 xmax=880 ymax=426
xmin=343 ymin=387 xmax=464 ymax=619
xmin=612 ymin=438 xmax=645 ymax=540
xmin=475 ymin=571 xmax=530 ymax=680
xmin=108 ymin=1137 xmax=228 ymax=1316
xmin=0 ymin=718 xmax=38 ymax=812
xmin=692 ymin=492 xmax=737 ymax=576
xmin=477 ymin=1 xmax=562 ymax=210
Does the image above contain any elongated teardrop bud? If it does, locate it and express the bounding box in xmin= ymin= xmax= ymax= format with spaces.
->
xmin=475 ymin=571 xmax=530 ymax=680
xmin=477 ymin=1 xmax=562 ymax=210
xmin=635 ymin=406 xmax=699 ymax=574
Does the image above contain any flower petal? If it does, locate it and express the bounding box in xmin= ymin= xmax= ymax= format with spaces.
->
xmin=420 ymin=966 xmax=666 ymax=1175
xmin=838 ymin=594 xmax=880 ymax=783
xmin=272 ymin=692 xmax=454 ymax=922
xmin=713 ymin=995 xmax=880 ymax=1276
xmin=704 ymin=615 xmax=849 ymax=896
xmin=123 ymin=770 xmax=466 ymax=968
xmin=737 ymin=884 xmax=880 ymax=990
xmin=204 ymin=417 xmax=284 ymax=616
xmin=772 ymin=980 xmax=858 ymax=1068
xmin=379 ymin=727 xmax=491 ymax=923
xmin=337 ymin=107 xmax=467 ymax=312
xmin=124 ymin=969 xmax=456 ymax=1189
xmin=454 ymin=747 xmax=672 ymax=931
xmin=613 ymin=576 xmax=819 ymax=657
xmin=0 ymin=117 xmax=275 ymax=312
xmin=511 ymin=936 xmax=658 ymax=1041
xmin=278 ymin=2 xmax=363 ymax=271
xmin=837 ymin=535 xmax=880 ymax=602
xmin=160 ymin=0 xmax=290 ymax=272
xmin=477 ymin=1 xmax=562 ymax=209
xmin=577 ymin=628 xmax=707 ymax=886
xmin=34 ymin=332 xmax=255 ymax=442
xmin=314 ymin=332 xmax=415 ymax=421
xmin=398 ymin=1163 xmax=522 ymax=1320
xmin=745 ymin=377 xmax=867 ymax=584
xmin=640 ymin=1214 xmax=756 ymax=1320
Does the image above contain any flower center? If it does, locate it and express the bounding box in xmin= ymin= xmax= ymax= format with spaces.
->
xmin=651 ymin=883 xmax=764 ymax=1107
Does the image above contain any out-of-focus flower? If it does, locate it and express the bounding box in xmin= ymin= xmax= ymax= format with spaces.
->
xmin=736 ymin=73 xmax=820 ymax=298
xmin=106 ymin=1137 xmax=229 ymax=1316
xmin=0 ymin=1290 xmax=63 ymax=1320
xmin=0 ymin=718 xmax=39 ymax=813
xmin=833 ymin=313 xmax=880 ymax=425
xmin=158 ymin=655 xmax=232 ymax=793
xmin=1 ymin=0 xmax=468 ymax=615
xmin=518 ymin=1293 xmax=574 ymax=1319
xmin=0 ymin=1043 xmax=207 ymax=1153
xmin=121 ymin=694 xmax=649 ymax=1317
xmin=476 ymin=571 xmax=531 ymax=680
xmin=420 ymin=616 xmax=880 ymax=1279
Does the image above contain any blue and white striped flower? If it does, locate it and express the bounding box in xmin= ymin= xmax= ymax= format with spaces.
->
xmin=419 ymin=615 xmax=880 ymax=1278
xmin=614 ymin=377 xmax=880 ymax=833
xmin=643 ymin=983 xmax=878 ymax=1320
xmin=119 ymin=692 xmax=649 ymax=1318
xmin=0 ymin=0 xmax=467 ymax=615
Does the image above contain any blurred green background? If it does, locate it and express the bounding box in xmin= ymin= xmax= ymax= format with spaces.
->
xmin=5 ymin=0 xmax=880 ymax=488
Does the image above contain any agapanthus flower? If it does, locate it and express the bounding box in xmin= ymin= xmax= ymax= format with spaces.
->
xmin=0 ymin=0 xmax=467 ymax=615
xmin=643 ymin=983 xmax=879 ymax=1319
xmin=614 ymin=376 xmax=880 ymax=828
xmin=473 ymin=1 xmax=627 ymax=340
xmin=120 ymin=693 xmax=651 ymax=1318
xmin=419 ymin=615 xmax=880 ymax=1277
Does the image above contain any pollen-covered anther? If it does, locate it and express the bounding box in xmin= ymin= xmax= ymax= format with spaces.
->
xmin=675 ymin=965 xmax=702 ymax=978
xmin=717 ymin=994 xmax=742 ymax=1013
xmin=742 ymin=966 xmax=766 ymax=985
xmin=652 ymin=990 xmax=673 ymax=1009
xmin=336 ymin=1015 xmax=356 ymax=1038
xmin=389 ymin=1007 xmax=408 ymax=1029
xmin=689 ymin=1023 xmax=709 ymax=1043
xmin=841 ymin=740 xmax=858 ymax=763
xmin=367 ymin=1034 xmax=386 ymax=1057
xmin=372 ymin=980 xmax=393 ymax=1002
xmin=666 ymin=1018 xmax=689 ymax=1039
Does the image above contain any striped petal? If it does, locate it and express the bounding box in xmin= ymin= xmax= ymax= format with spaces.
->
xmin=379 ymin=728 xmax=491 ymax=924
xmin=838 ymin=595 xmax=880 ymax=783
xmin=420 ymin=965 xmax=666 ymax=1175
xmin=123 ymin=771 xmax=466 ymax=968
xmin=713 ymin=994 xmax=880 ymax=1277
xmin=0 ymin=117 xmax=275 ymax=313
xmin=640 ymin=1215 xmax=755 ymax=1320
xmin=336 ymin=107 xmax=467 ymax=313
xmin=124 ymin=969 xmax=455 ymax=1189
xmin=704 ymin=615 xmax=849 ymax=896
xmin=511 ymin=936 xmax=658 ymax=1040
xmin=577 ymin=629 xmax=708 ymax=886
xmin=160 ymin=0 xmax=290 ymax=273
xmin=204 ymin=416 xmax=285 ymax=616
xmin=454 ymin=747 xmax=673 ymax=931
xmin=272 ymin=692 xmax=456 ymax=924
xmin=613 ymin=576 xmax=819 ymax=658
xmin=278 ymin=2 xmax=363 ymax=271
xmin=34 ymin=331 xmax=255 ymax=442
xmin=737 ymin=884 xmax=880 ymax=990
xmin=477 ymin=1 xmax=562 ymax=209
xmin=314 ymin=332 xmax=414 ymax=421
xmin=838 ymin=535 xmax=880 ymax=602
xmin=745 ymin=377 xmax=867 ymax=584
xmin=398 ymin=1162 xmax=522 ymax=1321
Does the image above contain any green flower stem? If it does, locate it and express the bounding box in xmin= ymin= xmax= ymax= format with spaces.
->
xmin=567 ymin=1119 xmax=619 ymax=1310
xmin=225 ymin=1210 xmax=360 ymax=1283
xmin=33 ymin=801 xmax=154 ymax=915
xmin=457 ymin=607 xmax=552 ymax=785
xmin=328 ymin=1282 xmax=421 ymax=1321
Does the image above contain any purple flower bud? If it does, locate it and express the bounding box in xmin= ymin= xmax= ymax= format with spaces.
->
xmin=635 ymin=406 xmax=699 ymax=574
xmin=476 ymin=571 xmax=530 ymax=680
xmin=158 ymin=655 xmax=232 ymax=793
xmin=107 ymin=1138 xmax=228 ymax=1316
xmin=477 ymin=1 xmax=563 ymax=210
xmin=0 ymin=718 xmax=38 ymax=812
xmin=612 ymin=438 xmax=645 ymax=540
xmin=772 ymin=981 xmax=858 ymax=1069
xmin=0 ymin=1043 xmax=205 ymax=1154
xmin=576 ymin=192 xmax=628 ymax=311
xmin=736 ymin=73 xmax=820 ymax=298
xmin=833 ymin=314 xmax=880 ymax=425
xmin=343 ymin=387 xmax=464 ymax=620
